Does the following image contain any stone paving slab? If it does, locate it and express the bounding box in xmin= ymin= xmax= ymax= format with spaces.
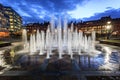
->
xmin=1 ymin=71 xmax=120 ymax=76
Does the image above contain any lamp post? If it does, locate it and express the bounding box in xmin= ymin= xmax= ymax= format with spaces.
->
xmin=105 ymin=21 xmax=112 ymax=39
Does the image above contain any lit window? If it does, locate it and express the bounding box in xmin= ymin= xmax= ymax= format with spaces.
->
xmin=11 ymin=26 xmax=13 ymax=28
xmin=10 ymin=19 xmax=13 ymax=21
xmin=10 ymin=16 xmax=13 ymax=18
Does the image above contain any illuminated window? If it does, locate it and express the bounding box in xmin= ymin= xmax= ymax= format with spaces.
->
xmin=10 ymin=19 xmax=13 ymax=21
xmin=10 ymin=16 xmax=13 ymax=18
xmin=9 ymin=12 xmax=12 ymax=14
xmin=14 ymin=20 xmax=16 ymax=22
xmin=10 ymin=23 xmax=13 ymax=25
xmin=10 ymin=26 xmax=13 ymax=28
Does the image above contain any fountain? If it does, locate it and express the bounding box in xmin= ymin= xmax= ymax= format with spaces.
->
xmin=39 ymin=32 xmax=44 ymax=55
xmin=22 ymin=17 xmax=101 ymax=59
xmin=14 ymin=16 xmax=120 ymax=72
xmin=22 ymin=29 xmax=28 ymax=49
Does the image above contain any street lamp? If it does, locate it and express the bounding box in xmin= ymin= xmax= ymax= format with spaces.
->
xmin=106 ymin=25 xmax=111 ymax=30
xmin=107 ymin=21 xmax=111 ymax=24
xmin=106 ymin=21 xmax=112 ymax=39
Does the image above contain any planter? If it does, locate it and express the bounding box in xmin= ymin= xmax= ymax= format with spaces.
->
xmin=100 ymin=40 xmax=120 ymax=46
xmin=0 ymin=42 xmax=11 ymax=47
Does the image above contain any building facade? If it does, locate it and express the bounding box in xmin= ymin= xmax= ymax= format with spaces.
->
xmin=25 ymin=22 xmax=49 ymax=34
xmin=0 ymin=4 xmax=9 ymax=29
xmin=3 ymin=6 xmax=22 ymax=32
xmin=77 ymin=16 xmax=120 ymax=38
xmin=0 ymin=4 xmax=9 ymax=37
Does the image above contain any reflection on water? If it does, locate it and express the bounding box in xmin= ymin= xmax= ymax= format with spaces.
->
xmin=17 ymin=52 xmax=120 ymax=71
xmin=75 ymin=52 xmax=119 ymax=71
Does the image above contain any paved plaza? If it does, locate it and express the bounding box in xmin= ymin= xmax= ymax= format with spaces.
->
xmin=0 ymin=41 xmax=120 ymax=80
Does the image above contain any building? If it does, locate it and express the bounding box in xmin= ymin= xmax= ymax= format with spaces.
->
xmin=3 ymin=6 xmax=22 ymax=32
xmin=0 ymin=4 xmax=9 ymax=29
xmin=25 ymin=22 xmax=49 ymax=34
xmin=77 ymin=16 xmax=120 ymax=39
xmin=0 ymin=4 xmax=9 ymax=37
xmin=0 ymin=3 xmax=22 ymax=37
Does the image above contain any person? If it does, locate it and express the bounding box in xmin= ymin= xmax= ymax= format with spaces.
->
xmin=10 ymin=49 xmax=15 ymax=65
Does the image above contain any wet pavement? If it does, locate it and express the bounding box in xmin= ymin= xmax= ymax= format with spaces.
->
xmin=0 ymin=42 xmax=120 ymax=80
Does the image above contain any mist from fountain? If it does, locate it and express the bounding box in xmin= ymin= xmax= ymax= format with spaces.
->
xmin=46 ymin=26 xmax=52 ymax=58
xmin=57 ymin=18 xmax=63 ymax=59
xmin=63 ymin=17 xmax=67 ymax=46
xmin=22 ymin=29 xmax=28 ymax=50
xmin=39 ymin=31 xmax=44 ymax=55
xmin=36 ymin=30 xmax=40 ymax=50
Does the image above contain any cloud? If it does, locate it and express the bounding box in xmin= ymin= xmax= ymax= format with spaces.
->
xmin=83 ymin=8 xmax=120 ymax=21
xmin=106 ymin=7 xmax=114 ymax=10
xmin=0 ymin=0 xmax=120 ymax=23
xmin=67 ymin=0 xmax=120 ymax=19
xmin=0 ymin=0 xmax=89 ymax=22
xmin=17 ymin=8 xmax=31 ymax=17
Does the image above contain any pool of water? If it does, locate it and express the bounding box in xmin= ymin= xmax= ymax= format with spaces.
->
xmin=16 ymin=51 xmax=120 ymax=71
xmin=75 ymin=52 xmax=120 ymax=70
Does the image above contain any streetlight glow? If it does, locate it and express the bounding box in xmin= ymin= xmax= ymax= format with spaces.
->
xmin=107 ymin=21 xmax=111 ymax=24
xmin=106 ymin=21 xmax=112 ymax=30
xmin=106 ymin=25 xmax=111 ymax=30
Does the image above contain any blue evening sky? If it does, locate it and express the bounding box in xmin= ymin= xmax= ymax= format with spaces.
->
xmin=0 ymin=0 xmax=120 ymax=23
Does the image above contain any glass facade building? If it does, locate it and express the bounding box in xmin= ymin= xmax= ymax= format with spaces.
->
xmin=3 ymin=6 xmax=22 ymax=32
xmin=0 ymin=4 xmax=9 ymax=29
